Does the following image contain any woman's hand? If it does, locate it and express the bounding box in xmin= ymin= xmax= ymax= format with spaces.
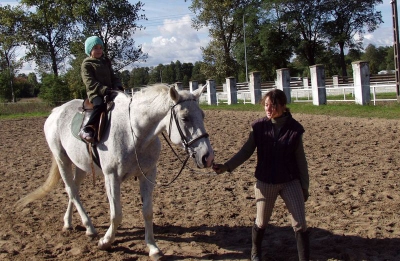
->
xmin=212 ymin=163 xmax=229 ymax=174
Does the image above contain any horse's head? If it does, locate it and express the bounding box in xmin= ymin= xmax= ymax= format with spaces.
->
xmin=167 ymin=85 xmax=214 ymax=168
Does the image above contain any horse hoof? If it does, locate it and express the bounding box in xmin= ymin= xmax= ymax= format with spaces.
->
xmin=150 ymin=251 xmax=164 ymax=261
xmin=98 ymin=238 xmax=112 ymax=250
xmin=86 ymin=230 xmax=98 ymax=238
xmin=62 ymin=226 xmax=73 ymax=235
xmin=62 ymin=226 xmax=72 ymax=232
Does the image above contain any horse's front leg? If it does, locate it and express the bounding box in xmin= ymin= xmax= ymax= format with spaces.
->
xmin=98 ymin=172 xmax=122 ymax=250
xmin=140 ymin=168 xmax=162 ymax=260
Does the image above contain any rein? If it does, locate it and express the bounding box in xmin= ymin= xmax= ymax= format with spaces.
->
xmin=128 ymin=97 xmax=209 ymax=186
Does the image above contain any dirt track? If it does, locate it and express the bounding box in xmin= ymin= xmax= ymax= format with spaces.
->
xmin=1 ymin=110 xmax=400 ymax=260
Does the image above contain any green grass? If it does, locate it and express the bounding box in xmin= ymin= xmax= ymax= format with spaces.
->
xmin=200 ymin=99 xmax=400 ymax=119
xmin=0 ymin=99 xmax=53 ymax=119
xmin=1 ymin=96 xmax=400 ymax=120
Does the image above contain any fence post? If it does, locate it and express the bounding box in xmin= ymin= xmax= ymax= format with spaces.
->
xmin=206 ymin=79 xmax=217 ymax=105
xmin=352 ymin=61 xmax=370 ymax=105
xmin=276 ymin=68 xmax=291 ymax=103
xmin=332 ymin=75 xmax=339 ymax=88
xmin=249 ymin=71 xmax=262 ymax=104
xmin=303 ymin=77 xmax=309 ymax=88
xmin=226 ymin=77 xmax=237 ymax=105
xmin=190 ymin=80 xmax=198 ymax=92
xmin=175 ymin=82 xmax=183 ymax=90
xmin=310 ymin=64 xmax=327 ymax=105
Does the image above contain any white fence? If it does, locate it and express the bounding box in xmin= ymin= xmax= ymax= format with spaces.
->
xmin=199 ymin=81 xmax=398 ymax=106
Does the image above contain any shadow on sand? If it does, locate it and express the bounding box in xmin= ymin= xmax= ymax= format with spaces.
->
xmin=109 ymin=223 xmax=400 ymax=260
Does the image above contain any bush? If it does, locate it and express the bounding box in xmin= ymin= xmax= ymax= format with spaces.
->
xmin=39 ymin=74 xmax=71 ymax=106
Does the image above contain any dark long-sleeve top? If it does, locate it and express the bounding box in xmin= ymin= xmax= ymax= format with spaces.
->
xmin=81 ymin=56 xmax=122 ymax=103
xmin=224 ymin=114 xmax=309 ymax=190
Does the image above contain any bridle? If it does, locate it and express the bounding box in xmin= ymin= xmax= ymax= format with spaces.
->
xmin=129 ymin=97 xmax=209 ymax=186
xmin=167 ymin=99 xmax=209 ymax=157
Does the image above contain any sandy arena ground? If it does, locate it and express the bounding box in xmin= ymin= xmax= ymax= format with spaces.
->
xmin=1 ymin=110 xmax=400 ymax=260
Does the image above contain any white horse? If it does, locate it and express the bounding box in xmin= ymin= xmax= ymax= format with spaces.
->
xmin=16 ymin=84 xmax=214 ymax=260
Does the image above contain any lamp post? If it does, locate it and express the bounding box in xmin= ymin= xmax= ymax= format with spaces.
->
xmin=243 ymin=15 xmax=248 ymax=83
xmin=391 ymin=0 xmax=400 ymax=101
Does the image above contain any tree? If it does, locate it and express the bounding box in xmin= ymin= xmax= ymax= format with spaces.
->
xmin=148 ymin=64 xmax=164 ymax=84
xmin=276 ymin=0 xmax=330 ymax=66
xmin=39 ymin=73 xmax=71 ymax=105
xmin=323 ymin=0 xmax=383 ymax=77
xmin=191 ymin=61 xmax=207 ymax=84
xmin=64 ymin=53 xmax=87 ymax=99
xmin=27 ymin=72 xmax=40 ymax=96
xmin=181 ymin=62 xmax=194 ymax=86
xmin=73 ymin=0 xmax=148 ymax=71
xmin=175 ymin=60 xmax=183 ymax=82
xmin=120 ymin=70 xmax=130 ymax=89
xmin=14 ymin=74 xmax=35 ymax=98
xmin=361 ymin=44 xmax=393 ymax=74
xmin=189 ymin=0 xmax=260 ymax=81
xmin=21 ymin=0 xmax=78 ymax=77
xmin=385 ymin=46 xmax=394 ymax=71
xmin=162 ymin=62 xmax=175 ymax=84
xmin=0 ymin=5 xmax=25 ymax=102
xmin=130 ymin=67 xmax=149 ymax=88
xmin=236 ymin=2 xmax=294 ymax=81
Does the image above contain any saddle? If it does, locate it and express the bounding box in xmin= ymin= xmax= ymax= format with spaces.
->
xmin=72 ymin=94 xmax=116 ymax=144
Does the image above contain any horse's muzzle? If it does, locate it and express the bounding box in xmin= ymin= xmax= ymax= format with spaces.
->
xmin=202 ymin=151 xmax=215 ymax=168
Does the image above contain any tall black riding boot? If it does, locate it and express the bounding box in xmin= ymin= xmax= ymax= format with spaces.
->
xmin=251 ymin=224 xmax=265 ymax=261
xmin=295 ymin=230 xmax=310 ymax=261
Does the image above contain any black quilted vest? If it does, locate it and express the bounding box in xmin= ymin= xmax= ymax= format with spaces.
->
xmin=251 ymin=113 xmax=305 ymax=184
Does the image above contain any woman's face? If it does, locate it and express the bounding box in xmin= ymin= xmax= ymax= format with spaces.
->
xmin=265 ymin=97 xmax=285 ymax=119
xmin=90 ymin=44 xmax=103 ymax=59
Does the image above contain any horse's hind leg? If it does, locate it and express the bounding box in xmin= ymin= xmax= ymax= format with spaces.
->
xmin=139 ymin=169 xmax=162 ymax=260
xmin=55 ymin=156 xmax=96 ymax=236
xmin=62 ymin=167 xmax=97 ymax=236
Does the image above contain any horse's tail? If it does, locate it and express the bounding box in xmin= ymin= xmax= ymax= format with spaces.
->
xmin=16 ymin=156 xmax=61 ymax=210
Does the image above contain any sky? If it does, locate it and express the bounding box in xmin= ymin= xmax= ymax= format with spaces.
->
xmin=1 ymin=0 xmax=398 ymax=74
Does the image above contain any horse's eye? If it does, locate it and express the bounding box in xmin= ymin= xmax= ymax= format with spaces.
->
xmin=181 ymin=117 xmax=189 ymax=122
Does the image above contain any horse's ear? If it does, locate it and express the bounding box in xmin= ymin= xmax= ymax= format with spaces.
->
xmin=192 ymin=83 xmax=207 ymax=99
xmin=169 ymin=86 xmax=180 ymax=103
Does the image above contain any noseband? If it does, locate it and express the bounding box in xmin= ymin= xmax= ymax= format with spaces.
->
xmin=168 ymin=99 xmax=209 ymax=156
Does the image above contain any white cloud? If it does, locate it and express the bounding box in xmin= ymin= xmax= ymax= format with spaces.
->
xmin=364 ymin=26 xmax=394 ymax=47
xmin=137 ymin=14 xmax=209 ymax=67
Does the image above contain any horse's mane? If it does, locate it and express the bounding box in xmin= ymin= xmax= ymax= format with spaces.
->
xmin=135 ymin=84 xmax=170 ymax=98
xmin=131 ymin=84 xmax=193 ymax=104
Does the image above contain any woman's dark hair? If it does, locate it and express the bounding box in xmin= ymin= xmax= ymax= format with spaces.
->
xmin=260 ymin=89 xmax=290 ymax=112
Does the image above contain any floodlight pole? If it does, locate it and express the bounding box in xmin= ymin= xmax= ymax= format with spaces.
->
xmin=243 ymin=15 xmax=248 ymax=83
xmin=391 ymin=0 xmax=400 ymax=102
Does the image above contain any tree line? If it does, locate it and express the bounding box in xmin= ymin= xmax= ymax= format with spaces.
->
xmin=0 ymin=0 xmax=390 ymax=104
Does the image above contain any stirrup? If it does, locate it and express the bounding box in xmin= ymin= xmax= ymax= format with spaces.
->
xmin=80 ymin=125 xmax=96 ymax=143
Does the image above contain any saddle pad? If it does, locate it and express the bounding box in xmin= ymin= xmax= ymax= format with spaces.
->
xmin=71 ymin=112 xmax=85 ymax=140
